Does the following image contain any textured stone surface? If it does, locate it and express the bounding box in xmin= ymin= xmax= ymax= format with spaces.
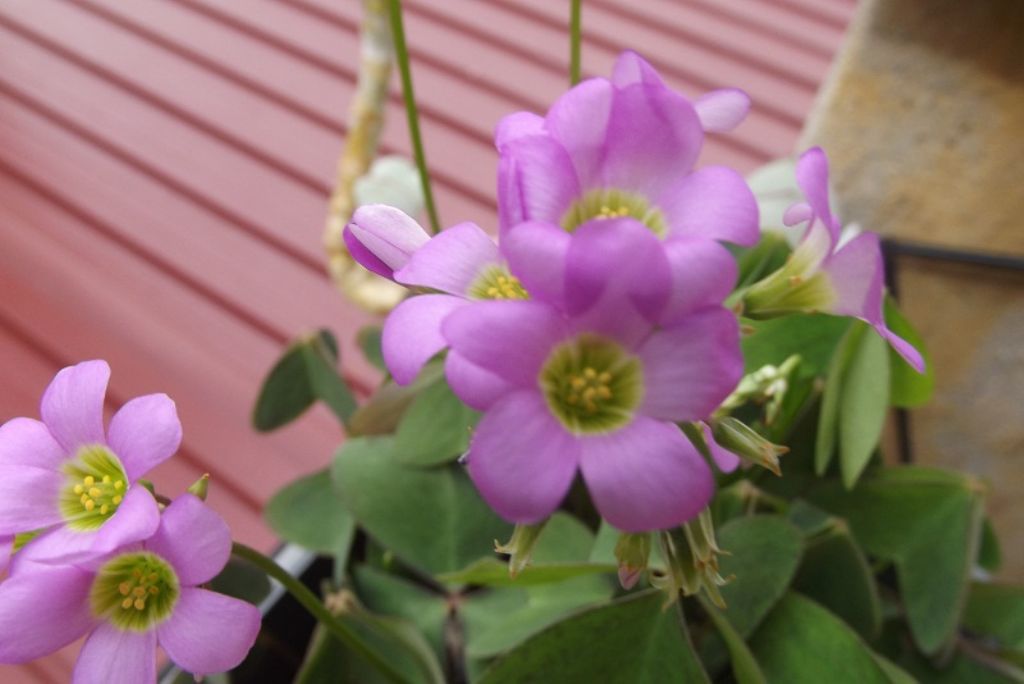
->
xmin=801 ymin=0 xmax=1024 ymax=257
xmin=803 ymin=0 xmax=1024 ymax=579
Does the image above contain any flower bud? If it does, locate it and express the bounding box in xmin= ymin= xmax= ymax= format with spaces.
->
xmin=187 ymin=473 xmax=210 ymax=501
xmin=614 ymin=532 xmax=651 ymax=589
xmin=652 ymin=510 xmax=732 ymax=609
xmin=343 ymin=204 xmax=430 ymax=279
xmin=495 ymin=520 xmax=548 ymax=578
xmin=711 ymin=417 xmax=788 ymax=476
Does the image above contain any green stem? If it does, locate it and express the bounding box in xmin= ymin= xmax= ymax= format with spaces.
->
xmin=231 ymin=543 xmax=409 ymax=684
xmin=388 ymin=0 xmax=440 ymax=234
xmin=569 ymin=0 xmax=582 ymax=85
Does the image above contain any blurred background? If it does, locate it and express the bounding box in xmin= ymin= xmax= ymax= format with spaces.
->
xmin=1 ymin=0 xmax=1020 ymax=680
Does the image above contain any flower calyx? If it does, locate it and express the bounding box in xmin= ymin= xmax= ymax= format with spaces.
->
xmin=711 ymin=417 xmax=788 ymax=476
xmin=495 ymin=519 xmax=549 ymax=578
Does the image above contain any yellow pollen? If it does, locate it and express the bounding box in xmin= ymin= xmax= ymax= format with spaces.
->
xmin=583 ymin=368 xmax=597 ymax=379
xmin=102 ymin=475 xmax=111 ymax=484
xmin=570 ymin=376 xmax=586 ymax=390
xmin=119 ymin=582 xmax=132 ymax=596
xmin=112 ymin=495 xmax=123 ymax=505
xmin=149 ymin=587 xmax=159 ymax=595
xmin=73 ymin=484 xmax=84 ymax=495
xmin=133 ymin=569 xmax=142 ymax=578
xmin=133 ymin=587 xmax=146 ymax=597
xmin=80 ymin=494 xmax=89 ymax=504
xmin=88 ymin=487 xmax=102 ymax=498
xmin=100 ymin=504 xmax=109 ymax=515
xmin=121 ymin=597 xmax=134 ymax=609
xmin=114 ymin=481 xmax=124 ymax=491
xmin=134 ymin=598 xmax=146 ymax=611
xmin=599 ymin=372 xmax=612 ymax=383
xmin=84 ymin=500 xmax=95 ymax=512
xmin=84 ymin=476 xmax=95 ymax=487
xmin=789 ymin=275 xmax=804 ymax=286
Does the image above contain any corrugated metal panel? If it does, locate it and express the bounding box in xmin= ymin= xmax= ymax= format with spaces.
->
xmin=0 ymin=0 xmax=855 ymax=679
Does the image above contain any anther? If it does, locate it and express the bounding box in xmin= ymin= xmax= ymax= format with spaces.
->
xmin=102 ymin=475 xmax=111 ymax=484
xmin=73 ymin=484 xmax=84 ymax=495
xmin=121 ymin=598 xmax=134 ymax=610
xmin=85 ymin=500 xmax=96 ymax=512
xmin=134 ymin=599 xmax=146 ymax=611
xmin=100 ymin=504 xmax=109 ymax=515
xmin=89 ymin=487 xmax=102 ymax=498
xmin=119 ymin=582 xmax=132 ymax=596
xmin=84 ymin=476 xmax=95 ymax=487
xmin=112 ymin=495 xmax=123 ymax=505
xmin=114 ymin=481 xmax=124 ymax=491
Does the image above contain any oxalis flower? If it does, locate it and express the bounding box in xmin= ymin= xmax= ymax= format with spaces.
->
xmin=440 ymin=221 xmax=744 ymax=532
xmin=0 ymin=360 xmax=178 ymax=564
xmin=496 ymin=50 xmax=759 ymax=250
xmin=0 ymin=494 xmax=260 ymax=682
xmin=740 ymin=148 xmax=925 ymax=372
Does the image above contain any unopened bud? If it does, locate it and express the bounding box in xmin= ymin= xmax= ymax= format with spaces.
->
xmin=614 ymin=532 xmax=651 ymax=589
xmin=495 ymin=520 xmax=548 ymax=578
xmin=187 ymin=473 xmax=210 ymax=501
xmin=711 ymin=417 xmax=788 ymax=476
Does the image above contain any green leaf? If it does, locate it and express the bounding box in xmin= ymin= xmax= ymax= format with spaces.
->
xmin=354 ymin=565 xmax=450 ymax=659
xmin=348 ymin=362 xmax=445 ymax=437
xmin=717 ymin=515 xmax=805 ymax=637
xmin=749 ymin=593 xmax=891 ymax=683
xmin=816 ymin=323 xmax=865 ymax=475
xmin=438 ymin=558 xmax=615 ymax=587
xmin=332 ymin=436 xmax=510 ymax=575
xmin=872 ymin=653 xmax=918 ymax=684
xmin=806 ymin=467 xmax=986 ymax=654
xmin=395 ymin=379 xmax=478 ymax=466
xmin=702 ymin=597 xmax=768 ymax=684
xmin=792 ymin=519 xmax=882 ymax=640
xmin=839 ymin=325 xmax=891 ymax=488
xmin=264 ymin=470 xmax=354 ymax=554
xmin=253 ymin=330 xmax=356 ymax=431
xmin=588 ymin=520 xmax=618 ymax=564
xmin=896 ymin=647 xmax=1024 ymax=683
xmin=478 ymin=591 xmax=710 ymax=683
xmin=465 ymin=513 xmax=614 ymax=658
xmin=208 ymin=557 xmax=272 ymax=606
xmin=965 ymin=583 xmax=1024 ymax=649
xmin=736 ymin=232 xmax=792 ymax=288
xmin=884 ymin=297 xmax=934 ymax=408
xmin=742 ymin=314 xmax=851 ymax=378
xmin=980 ymin=517 xmax=1003 ymax=573
xmin=358 ymin=325 xmax=387 ymax=372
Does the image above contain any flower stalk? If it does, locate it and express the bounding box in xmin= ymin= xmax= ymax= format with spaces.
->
xmin=569 ymin=0 xmax=582 ymax=85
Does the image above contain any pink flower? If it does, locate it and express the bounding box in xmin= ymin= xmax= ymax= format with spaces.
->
xmin=440 ymin=221 xmax=744 ymax=532
xmin=0 ymin=494 xmax=261 ymax=682
xmin=741 ymin=148 xmax=925 ymax=372
xmin=0 ymin=361 xmax=180 ymax=565
xmin=496 ymin=51 xmax=758 ymax=248
xmin=343 ymin=204 xmax=430 ymax=279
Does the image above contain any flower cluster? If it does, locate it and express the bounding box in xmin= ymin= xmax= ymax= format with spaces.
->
xmin=346 ymin=52 xmax=922 ymax=534
xmin=0 ymin=361 xmax=260 ymax=682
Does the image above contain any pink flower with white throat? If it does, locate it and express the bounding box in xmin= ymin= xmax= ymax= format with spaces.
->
xmin=0 ymin=360 xmax=180 ymax=565
xmin=0 ymin=494 xmax=261 ymax=682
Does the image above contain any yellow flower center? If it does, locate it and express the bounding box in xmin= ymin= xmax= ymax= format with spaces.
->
xmin=59 ymin=445 xmax=129 ymax=531
xmin=91 ymin=552 xmax=180 ymax=631
xmin=561 ymin=188 xmax=668 ymax=238
xmin=469 ymin=266 xmax=529 ymax=300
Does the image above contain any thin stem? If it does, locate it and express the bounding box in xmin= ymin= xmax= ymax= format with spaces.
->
xmin=231 ymin=543 xmax=409 ymax=684
xmin=569 ymin=0 xmax=582 ymax=85
xmin=388 ymin=0 xmax=440 ymax=234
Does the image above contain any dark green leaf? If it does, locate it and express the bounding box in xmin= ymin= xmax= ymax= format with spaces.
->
xmin=965 ymin=583 xmax=1024 ymax=649
xmin=749 ymin=593 xmax=890 ymax=684
xmin=717 ymin=515 xmax=804 ymax=637
xmin=479 ymin=591 xmax=710 ymax=683
xmin=348 ymin=362 xmax=445 ymax=437
xmin=806 ymin=467 xmax=986 ymax=654
xmin=816 ymin=323 xmax=865 ymax=475
xmin=884 ymin=297 xmax=934 ymax=408
xmin=980 ymin=517 xmax=1003 ymax=573
xmin=253 ymin=341 xmax=316 ymax=431
xmin=872 ymin=653 xmax=918 ymax=684
xmin=305 ymin=331 xmax=358 ymax=426
xmin=208 ymin=557 xmax=272 ymax=605
xmin=354 ymin=565 xmax=449 ymax=659
xmin=702 ymin=597 xmax=768 ymax=684
xmin=742 ymin=314 xmax=851 ymax=378
xmin=395 ymin=379 xmax=478 ymax=466
xmin=793 ymin=519 xmax=882 ymax=640
xmin=438 ymin=558 xmax=615 ymax=588
xmin=264 ymin=470 xmax=354 ymax=554
xmin=358 ymin=325 xmax=387 ymax=372
xmin=332 ymin=436 xmax=510 ymax=575
xmin=839 ymin=325 xmax=891 ymax=488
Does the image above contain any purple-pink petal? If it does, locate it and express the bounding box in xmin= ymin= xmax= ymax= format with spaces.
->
xmin=444 ymin=352 xmax=513 ymax=412
xmin=146 ymin=494 xmax=231 ymax=587
xmin=382 ymin=294 xmax=468 ymax=385
xmin=502 ymin=220 xmax=571 ymax=309
xmin=395 ymin=221 xmax=500 ymax=296
xmin=610 ymin=50 xmax=666 ymax=88
xmin=73 ymin=623 xmax=156 ymax=684
xmin=442 ymin=300 xmax=567 ymax=387
xmin=0 ymin=563 xmax=94 ymax=662
xmin=466 ymin=391 xmax=580 ymax=524
xmin=579 ymin=417 xmax=713 ymax=532
xmin=158 ymin=588 xmax=261 ymax=677
xmin=824 ymin=231 xmax=884 ymax=323
xmin=600 ymin=82 xmax=703 ymax=199
xmin=545 ymin=78 xmax=614 ymax=189
xmin=344 ymin=226 xmax=394 ymax=279
xmin=0 ymin=464 xmax=63 ymax=535
xmin=495 ymin=111 xmax=546 ymax=148
xmin=498 ymin=134 xmax=581 ymax=226
xmin=703 ymin=423 xmax=740 ymax=473
xmin=661 ymin=237 xmax=738 ymax=324
xmin=796 ymin=147 xmax=840 ymax=239
xmin=40 ymin=360 xmax=110 ymax=453
xmin=638 ymin=308 xmax=743 ymax=422
xmin=346 ymin=204 xmax=431 ymax=277
xmin=0 ymin=536 xmax=11 ymax=574
xmin=878 ymin=326 xmax=926 ymax=373
xmin=0 ymin=417 xmax=66 ymax=470
xmin=783 ymin=202 xmax=813 ymax=227
xmin=107 ymin=394 xmax=182 ymax=483
xmin=25 ymin=486 xmax=160 ymax=565
xmin=694 ymin=88 xmax=751 ymax=132
xmin=657 ymin=165 xmax=760 ymax=246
